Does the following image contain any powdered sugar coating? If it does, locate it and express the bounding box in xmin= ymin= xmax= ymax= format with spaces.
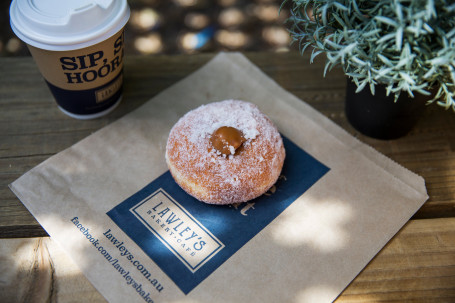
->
xmin=165 ymin=100 xmax=285 ymax=204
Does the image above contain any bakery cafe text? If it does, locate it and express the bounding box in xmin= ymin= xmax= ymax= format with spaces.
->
xmin=147 ymin=202 xmax=206 ymax=255
xmin=131 ymin=189 xmax=224 ymax=272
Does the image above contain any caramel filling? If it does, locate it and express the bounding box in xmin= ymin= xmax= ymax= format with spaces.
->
xmin=210 ymin=126 xmax=246 ymax=155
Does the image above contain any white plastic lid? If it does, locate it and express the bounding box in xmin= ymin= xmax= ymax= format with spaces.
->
xmin=10 ymin=0 xmax=130 ymax=51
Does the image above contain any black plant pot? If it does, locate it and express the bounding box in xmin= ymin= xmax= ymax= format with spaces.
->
xmin=345 ymin=79 xmax=426 ymax=140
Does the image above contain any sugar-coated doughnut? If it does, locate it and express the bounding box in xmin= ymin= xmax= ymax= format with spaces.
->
xmin=165 ymin=100 xmax=285 ymax=205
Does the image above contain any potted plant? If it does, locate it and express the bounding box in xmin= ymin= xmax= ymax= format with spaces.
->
xmin=282 ymin=0 xmax=455 ymax=139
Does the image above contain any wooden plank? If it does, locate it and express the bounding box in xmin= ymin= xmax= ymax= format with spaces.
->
xmin=0 ymin=237 xmax=106 ymax=303
xmin=1 ymin=53 xmax=454 ymax=238
xmin=337 ymin=218 xmax=455 ymax=302
xmin=1 ymin=218 xmax=454 ymax=302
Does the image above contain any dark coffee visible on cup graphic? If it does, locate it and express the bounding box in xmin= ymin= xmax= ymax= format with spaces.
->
xmin=10 ymin=0 xmax=130 ymax=119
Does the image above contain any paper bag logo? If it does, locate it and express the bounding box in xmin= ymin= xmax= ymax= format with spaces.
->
xmin=130 ymin=189 xmax=224 ymax=272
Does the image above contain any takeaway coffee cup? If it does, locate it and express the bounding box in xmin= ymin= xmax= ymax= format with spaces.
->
xmin=10 ymin=0 xmax=130 ymax=119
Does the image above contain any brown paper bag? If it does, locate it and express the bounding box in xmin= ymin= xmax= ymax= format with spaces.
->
xmin=10 ymin=53 xmax=428 ymax=303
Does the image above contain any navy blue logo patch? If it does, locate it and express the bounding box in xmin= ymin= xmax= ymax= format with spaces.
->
xmin=107 ymin=136 xmax=329 ymax=294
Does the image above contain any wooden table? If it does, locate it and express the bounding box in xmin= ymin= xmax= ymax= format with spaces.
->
xmin=1 ymin=52 xmax=454 ymax=302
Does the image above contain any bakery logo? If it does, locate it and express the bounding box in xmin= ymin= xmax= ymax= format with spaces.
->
xmin=130 ymin=189 xmax=224 ymax=273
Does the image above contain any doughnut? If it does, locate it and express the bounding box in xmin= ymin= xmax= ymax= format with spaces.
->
xmin=165 ymin=100 xmax=285 ymax=205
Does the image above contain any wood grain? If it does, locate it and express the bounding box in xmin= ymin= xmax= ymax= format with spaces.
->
xmin=1 ymin=218 xmax=453 ymax=302
xmin=1 ymin=52 xmax=454 ymax=238
xmin=0 ymin=237 xmax=106 ymax=303
xmin=337 ymin=218 xmax=455 ymax=302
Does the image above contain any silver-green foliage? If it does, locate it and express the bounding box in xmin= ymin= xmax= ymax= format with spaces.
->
xmin=284 ymin=0 xmax=455 ymax=110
